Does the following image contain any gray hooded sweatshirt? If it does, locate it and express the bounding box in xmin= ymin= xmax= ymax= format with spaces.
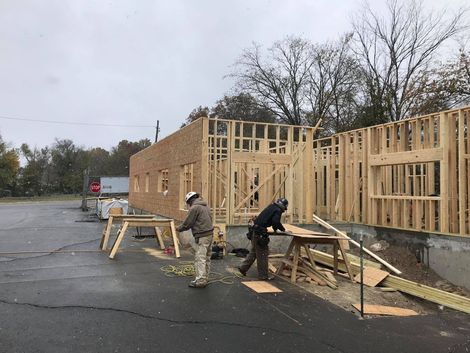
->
xmin=177 ymin=198 xmax=214 ymax=238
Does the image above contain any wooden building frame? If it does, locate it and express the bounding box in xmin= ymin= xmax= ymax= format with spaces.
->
xmin=202 ymin=118 xmax=318 ymax=225
xmin=313 ymin=106 xmax=470 ymax=236
xmin=129 ymin=106 xmax=470 ymax=237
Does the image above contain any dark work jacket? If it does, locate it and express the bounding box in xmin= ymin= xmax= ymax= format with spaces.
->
xmin=254 ymin=203 xmax=285 ymax=232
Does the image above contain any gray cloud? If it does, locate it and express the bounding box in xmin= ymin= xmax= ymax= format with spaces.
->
xmin=0 ymin=0 xmax=466 ymax=150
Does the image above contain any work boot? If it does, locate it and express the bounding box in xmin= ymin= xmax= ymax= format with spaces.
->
xmin=188 ymin=280 xmax=207 ymax=288
xmin=259 ymin=275 xmax=275 ymax=281
xmin=237 ymin=266 xmax=247 ymax=276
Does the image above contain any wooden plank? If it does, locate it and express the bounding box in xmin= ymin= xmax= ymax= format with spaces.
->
xmin=109 ymin=221 xmax=129 ymax=259
xmin=310 ymin=249 xmax=470 ymax=314
xmin=440 ymin=112 xmax=450 ymax=233
xmin=312 ymin=214 xmax=402 ymax=275
xmin=291 ymin=242 xmax=301 ymax=283
xmin=201 ymin=118 xmax=209 ymax=203
xmin=305 ymin=129 xmax=314 ymax=223
xmin=242 ymin=281 xmax=283 ymax=293
xmin=369 ymin=195 xmax=440 ymax=201
xmin=100 ymin=216 xmax=114 ymax=250
xmin=154 ymin=227 xmax=165 ymax=250
xmin=352 ymin=304 xmax=418 ymax=316
xmin=268 ymin=262 xmax=277 ymax=273
xmin=267 ymin=224 xmax=330 ymax=236
xmin=382 ymin=275 xmax=470 ymax=314
xmin=354 ymin=266 xmax=389 ymax=287
xmin=169 ymin=220 xmax=181 ymax=258
xmin=458 ymin=110 xmax=466 ymax=234
xmin=369 ymin=148 xmax=443 ymax=166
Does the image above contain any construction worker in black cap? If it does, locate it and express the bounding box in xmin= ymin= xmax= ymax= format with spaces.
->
xmin=238 ymin=198 xmax=289 ymax=280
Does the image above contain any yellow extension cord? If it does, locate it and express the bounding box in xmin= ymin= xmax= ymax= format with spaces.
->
xmin=160 ymin=261 xmax=244 ymax=285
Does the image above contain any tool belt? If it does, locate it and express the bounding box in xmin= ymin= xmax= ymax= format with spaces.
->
xmin=257 ymin=234 xmax=270 ymax=247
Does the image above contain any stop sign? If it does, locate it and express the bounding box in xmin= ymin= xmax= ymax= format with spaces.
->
xmin=89 ymin=181 xmax=101 ymax=193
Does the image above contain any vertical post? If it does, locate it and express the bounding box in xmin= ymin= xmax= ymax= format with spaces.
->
xmin=458 ymin=110 xmax=467 ymax=234
xmin=81 ymin=168 xmax=89 ymax=211
xmin=440 ymin=112 xmax=450 ymax=233
xmin=227 ymin=121 xmax=234 ymax=224
xmin=201 ymin=118 xmax=209 ymax=205
xmin=155 ymin=120 xmax=160 ymax=143
xmin=360 ymin=232 xmax=364 ymax=319
xmin=305 ymin=128 xmax=314 ymax=223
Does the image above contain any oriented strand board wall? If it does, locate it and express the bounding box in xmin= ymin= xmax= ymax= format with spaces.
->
xmin=129 ymin=119 xmax=203 ymax=221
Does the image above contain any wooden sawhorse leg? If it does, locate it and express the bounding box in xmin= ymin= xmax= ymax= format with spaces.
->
xmin=337 ymin=240 xmax=354 ymax=281
xmin=154 ymin=227 xmax=165 ymax=250
xmin=302 ymin=243 xmax=318 ymax=271
xmin=290 ymin=241 xmax=301 ymax=283
xmin=109 ymin=221 xmax=129 ymax=259
xmin=276 ymin=238 xmax=295 ymax=275
xmin=100 ymin=216 xmax=114 ymax=250
xmin=169 ymin=220 xmax=181 ymax=258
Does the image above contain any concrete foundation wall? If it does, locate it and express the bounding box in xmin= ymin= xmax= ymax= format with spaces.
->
xmin=129 ymin=119 xmax=204 ymax=222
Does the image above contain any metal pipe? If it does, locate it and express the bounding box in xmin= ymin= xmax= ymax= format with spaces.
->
xmin=360 ymin=232 xmax=364 ymax=318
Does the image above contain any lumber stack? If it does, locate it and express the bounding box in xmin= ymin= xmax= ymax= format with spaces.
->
xmin=269 ymin=258 xmax=338 ymax=289
xmin=308 ymin=249 xmax=470 ymax=314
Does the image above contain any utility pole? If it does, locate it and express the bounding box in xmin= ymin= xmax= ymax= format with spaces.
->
xmin=155 ymin=120 xmax=160 ymax=143
xmin=81 ymin=168 xmax=89 ymax=211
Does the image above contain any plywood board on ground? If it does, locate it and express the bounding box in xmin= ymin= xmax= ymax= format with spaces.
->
xmin=354 ymin=266 xmax=389 ymax=287
xmin=352 ymin=304 xmax=418 ymax=316
xmin=242 ymin=281 xmax=283 ymax=293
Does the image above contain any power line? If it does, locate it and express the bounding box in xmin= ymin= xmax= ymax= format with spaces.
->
xmin=0 ymin=114 xmax=155 ymax=128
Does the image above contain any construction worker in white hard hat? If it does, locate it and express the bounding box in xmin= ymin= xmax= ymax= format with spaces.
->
xmin=176 ymin=191 xmax=214 ymax=288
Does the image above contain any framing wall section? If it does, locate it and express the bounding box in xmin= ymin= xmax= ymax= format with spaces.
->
xmin=313 ymin=107 xmax=470 ymax=236
xmin=129 ymin=106 xmax=470 ymax=237
xmin=205 ymin=119 xmax=317 ymax=225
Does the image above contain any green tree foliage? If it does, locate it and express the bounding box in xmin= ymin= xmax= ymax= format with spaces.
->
xmin=88 ymin=147 xmax=110 ymax=176
xmin=50 ymin=139 xmax=89 ymax=194
xmin=181 ymin=106 xmax=211 ymax=127
xmin=211 ymin=93 xmax=277 ymax=123
xmin=18 ymin=144 xmax=51 ymax=196
xmin=106 ymin=139 xmax=151 ymax=176
xmin=0 ymin=134 xmax=20 ymax=194
xmin=1 ymin=135 xmax=152 ymax=197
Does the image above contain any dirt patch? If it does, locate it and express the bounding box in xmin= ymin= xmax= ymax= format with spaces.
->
xmin=268 ymin=242 xmax=470 ymax=317
xmin=292 ymin=274 xmax=434 ymax=316
xmin=352 ymin=244 xmax=470 ymax=298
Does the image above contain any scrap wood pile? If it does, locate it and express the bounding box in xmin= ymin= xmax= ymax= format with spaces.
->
xmin=275 ymin=215 xmax=470 ymax=315
xmin=269 ymin=255 xmax=338 ymax=289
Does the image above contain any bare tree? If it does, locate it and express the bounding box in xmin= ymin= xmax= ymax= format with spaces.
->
xmin=231 ymin=35 xmax=361 ymax=131
xmin=437 ymin=49 xmax=470 ymax=106
xmin=307 ymin=34 xmax=362 ymax=133
xmin=230 ymin=37 xmax=313 ymax=125
xmin=353 ymin=0 xmax=467 ymax=121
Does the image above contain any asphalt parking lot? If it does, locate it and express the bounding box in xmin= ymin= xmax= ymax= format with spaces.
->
xmin=0 ymin=200 xmax=469 ymax=353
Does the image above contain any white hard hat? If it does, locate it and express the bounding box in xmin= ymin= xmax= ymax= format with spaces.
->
xmin=185 ymin=191 xmax=199 ymax=203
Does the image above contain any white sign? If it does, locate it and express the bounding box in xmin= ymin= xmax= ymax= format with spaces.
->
xmin=100 ymin=177 xmax=129 ymax=194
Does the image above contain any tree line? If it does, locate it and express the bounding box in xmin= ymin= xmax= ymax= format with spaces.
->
xmin=0 ymin=136 xmax=151 ymax=197
xmin=184 ymin=0 xmax=470 ymax=135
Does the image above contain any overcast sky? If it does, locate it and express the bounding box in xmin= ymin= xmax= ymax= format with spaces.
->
xmin=0 ymin=0 xmax=467 ymax=152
